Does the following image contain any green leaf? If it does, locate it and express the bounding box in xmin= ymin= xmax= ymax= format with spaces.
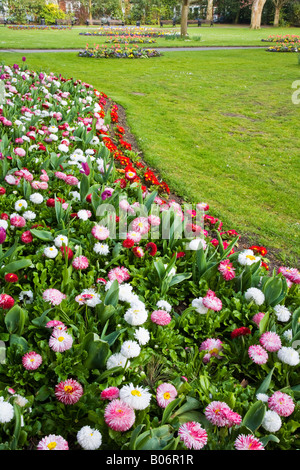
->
xmin=168 ymin=272 xmax=192 ymax=287
xmin=30 ymin=229 xmax=53 ymax=242
xmin=80 ymin=174 xmax=90 ymax=202
xmin=104 ymin=280 xmax=119 ymax=307
xmin=129 ymin=424 xmax=145 ymax=450
xmin=161 ymin=397 xmax=182 ymax=425
xmin=1 ymin=259 xmax=32 ymax=274
xmin=259 ymin=311 xmax=270 ymax=335
xmin=260 ymin=434 xmax=280 ymax=447
xmin=242 ymin=401 xmax=266 ymax=433
xmin=4 ymin=306 xmax=27 ymax=335
xmin=256 ymin=367 xmax=274 ymax=395
xmin=82 ymin=333 xmax=110 ymax=370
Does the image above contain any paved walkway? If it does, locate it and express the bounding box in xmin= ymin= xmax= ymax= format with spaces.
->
xmin=0 ymin=46 xmax=266 ymax=53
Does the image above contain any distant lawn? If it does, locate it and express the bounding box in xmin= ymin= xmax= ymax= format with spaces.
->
xmin=0 ymin=49 xmax=299 ymax=264
xmin=0 ymin=24 xmax=299 ymax=49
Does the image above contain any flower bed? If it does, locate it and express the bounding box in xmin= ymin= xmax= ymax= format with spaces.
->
xmin=266 ymin=43 xmax=299 ymax=52
xmin=7 ymin=25 xmax=72 ymax=30
xmin=0 ymin=61 xmax=299 ymax=451
xmin=78 ymin=45 xmax=162 ymax=59
xmin=79 ymin=27 xmax=175 ymax=38
xmin=262 ymin=34 xmax=300 ymax=43
xmin=105 ymin=36 xmax=157 ymax=44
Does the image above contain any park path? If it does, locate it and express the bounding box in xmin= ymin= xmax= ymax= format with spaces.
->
xmin=0 ymin=46 xmax=265 ymax=53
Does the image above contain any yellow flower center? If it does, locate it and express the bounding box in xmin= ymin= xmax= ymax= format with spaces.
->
xmin=64 ymin=385 xmax=73 ymax=394
xmin=209 ymin=348 xmax=219 ymax=355
xmin=58 ymin=336 xmax=64 ymax=342
xmin=131 ymin=389 xmax=141 ymax=397
xmin=246 ymin=255 xmax=256 ymax=260
xmin=163 ymin=392 xmax=171 ymax=400
xmin=47 ymin=441 xmax=57 ymax=450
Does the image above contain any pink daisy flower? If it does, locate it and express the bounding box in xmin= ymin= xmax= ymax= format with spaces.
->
xmin=49 ymin=329 xmax=73 ymax=353
xmin=156 ymin=383 xmax=177 ymax=408
xmin=55 ymin=171 xmax=67 ymax=181
xmin=202 ymin=290 xmax=222 ymax=311
xmin=108 ymin=266 xmax=130 ymax=284
xmin=252 ymin=312 xmax=265 ymax=327
xmin=55 ymin=379 xmax=83 ymax=405
xmin=268 ymin=391 xmax=295 ymax=417
xmin=204 ymin=401 xmax=231 ymax=427
xmin=248 ymin=345 xmax=268 ymax=365
xmin=199 ymin=338 xmax=223 ymax=364
xmin=178 ymin=421 xmax=208 ymax=450
xmin=151 ymin=310 xmax=172 ymax=326
xmin=218 ymin=259 xmax=236 ymax=280
xmin=46 ymin=320 xmax=67 ymax=331
xmin=37 ymin=434 xmax=69 ymax=451
xmin=148 ymin=215 xmax=161 ymax=226
xmin=104 ymin=399 xmax=135 ymax=432
xmin=126 ymin=231 xmax=142 ymax=244
xmin=22 ymin=351 xmax=43 ymax=370
xmin=72 ymin=255 xmax=89 ymax=270
xmin=91 ymin=224 xmax=110 ymax=241
xmin=234 ymin=434 xmax=264 ymax=450
xmin=259 ymin=331 xmax=282 ymax=352
xmin=42 ymin=289 xmax=66 ymax=306
xmin=10 ymin=215 xmax=26 ymax=227
xmin=100 ymin=387 xmax=120 ymax=401
xmin=220 ymin=408 xmax=242 ymax=427
xmin=65 ymin=175 xmax=79 ymax=186
xmin=131 ymin=217 xmax=150 ymax=235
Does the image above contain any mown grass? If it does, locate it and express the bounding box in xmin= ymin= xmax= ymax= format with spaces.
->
xmin=0 ymin=24 xmax=299 ymax=49
xmin=0 ymin=49 xmax=299 ymax=264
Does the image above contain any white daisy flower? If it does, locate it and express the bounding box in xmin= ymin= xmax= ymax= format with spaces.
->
xmin=106 ymin=353 xmax=130 ymax=370
xmin=134 ymin=327 xmax=150 ymax=346
xmin=54 ymin=235 xmax=68 ymax=248
xmin=192 ymin=297 xmax=209 ymax=314
xmin=156 ymin=300 xmax=172 ymax=312
xmin=29 ymin=193 xmax=43 ymax=204
xmin=0 ymin=397 xmax=14 ymax=423
xmin=120 ymin=341 xmax=141 ymax=359
xmin=93 ymin=243 xmax=110 ymax=256
xmin=244 ymin=287 xmax=265 ymax=306
xmin=277 ymin=347 xmax=300 ymax=366
xmin=43 ymin=246 xmax=58 ymax=258
xmin=14 ymin=199 xmax=28 ymax=211
xmin=124 ymin=306 xmax=148 ymax=326
xmin=77 ymin=426 xmax=102 ymax=450
xmin=274 ymin=304 xmax=291 ymax=322
xmin=119 ymin=383 xmax=151 ymax=410
xmin=262 ymin=410 xmax=282 ymax=433
xmin=238 ymin=249 xmax=261 ymax=266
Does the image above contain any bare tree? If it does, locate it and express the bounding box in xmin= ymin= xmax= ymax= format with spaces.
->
xmin=241 ymin=0 xmax=267 ymax=29
xmin=180 ymin=0 xmax=189 ymax=36
xmin=206 ymin=0 xmax=213 ymax=21
xmin=272 ymin=0 xmax=290 ymax=26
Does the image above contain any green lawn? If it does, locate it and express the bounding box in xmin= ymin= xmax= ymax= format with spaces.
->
xmin=0 ymin=24 xmax=299 ymax=49
xmin=0 ymin=47 xmax=299 ymax=264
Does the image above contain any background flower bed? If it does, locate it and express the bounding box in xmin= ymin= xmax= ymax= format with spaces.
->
xmin=79 ymin=45 xmax=162 ymax=59
xmin=0 ymin=62 xmax=299 ymax=451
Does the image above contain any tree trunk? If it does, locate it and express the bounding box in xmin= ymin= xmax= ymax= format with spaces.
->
xmin=181 ymin=0 xmax=189 ymax=37
xmin=273 ymin=5 xmax=280 ymax=26
xmin=250 ymin=0 xmax=267 ymax=29
xmin=89 ymin=0 xmax=93 ymax=25
xmin=234 ymin=5 xmax=240 ymax=24
xmin=206 ymin=0 xmax=214 ymax=21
